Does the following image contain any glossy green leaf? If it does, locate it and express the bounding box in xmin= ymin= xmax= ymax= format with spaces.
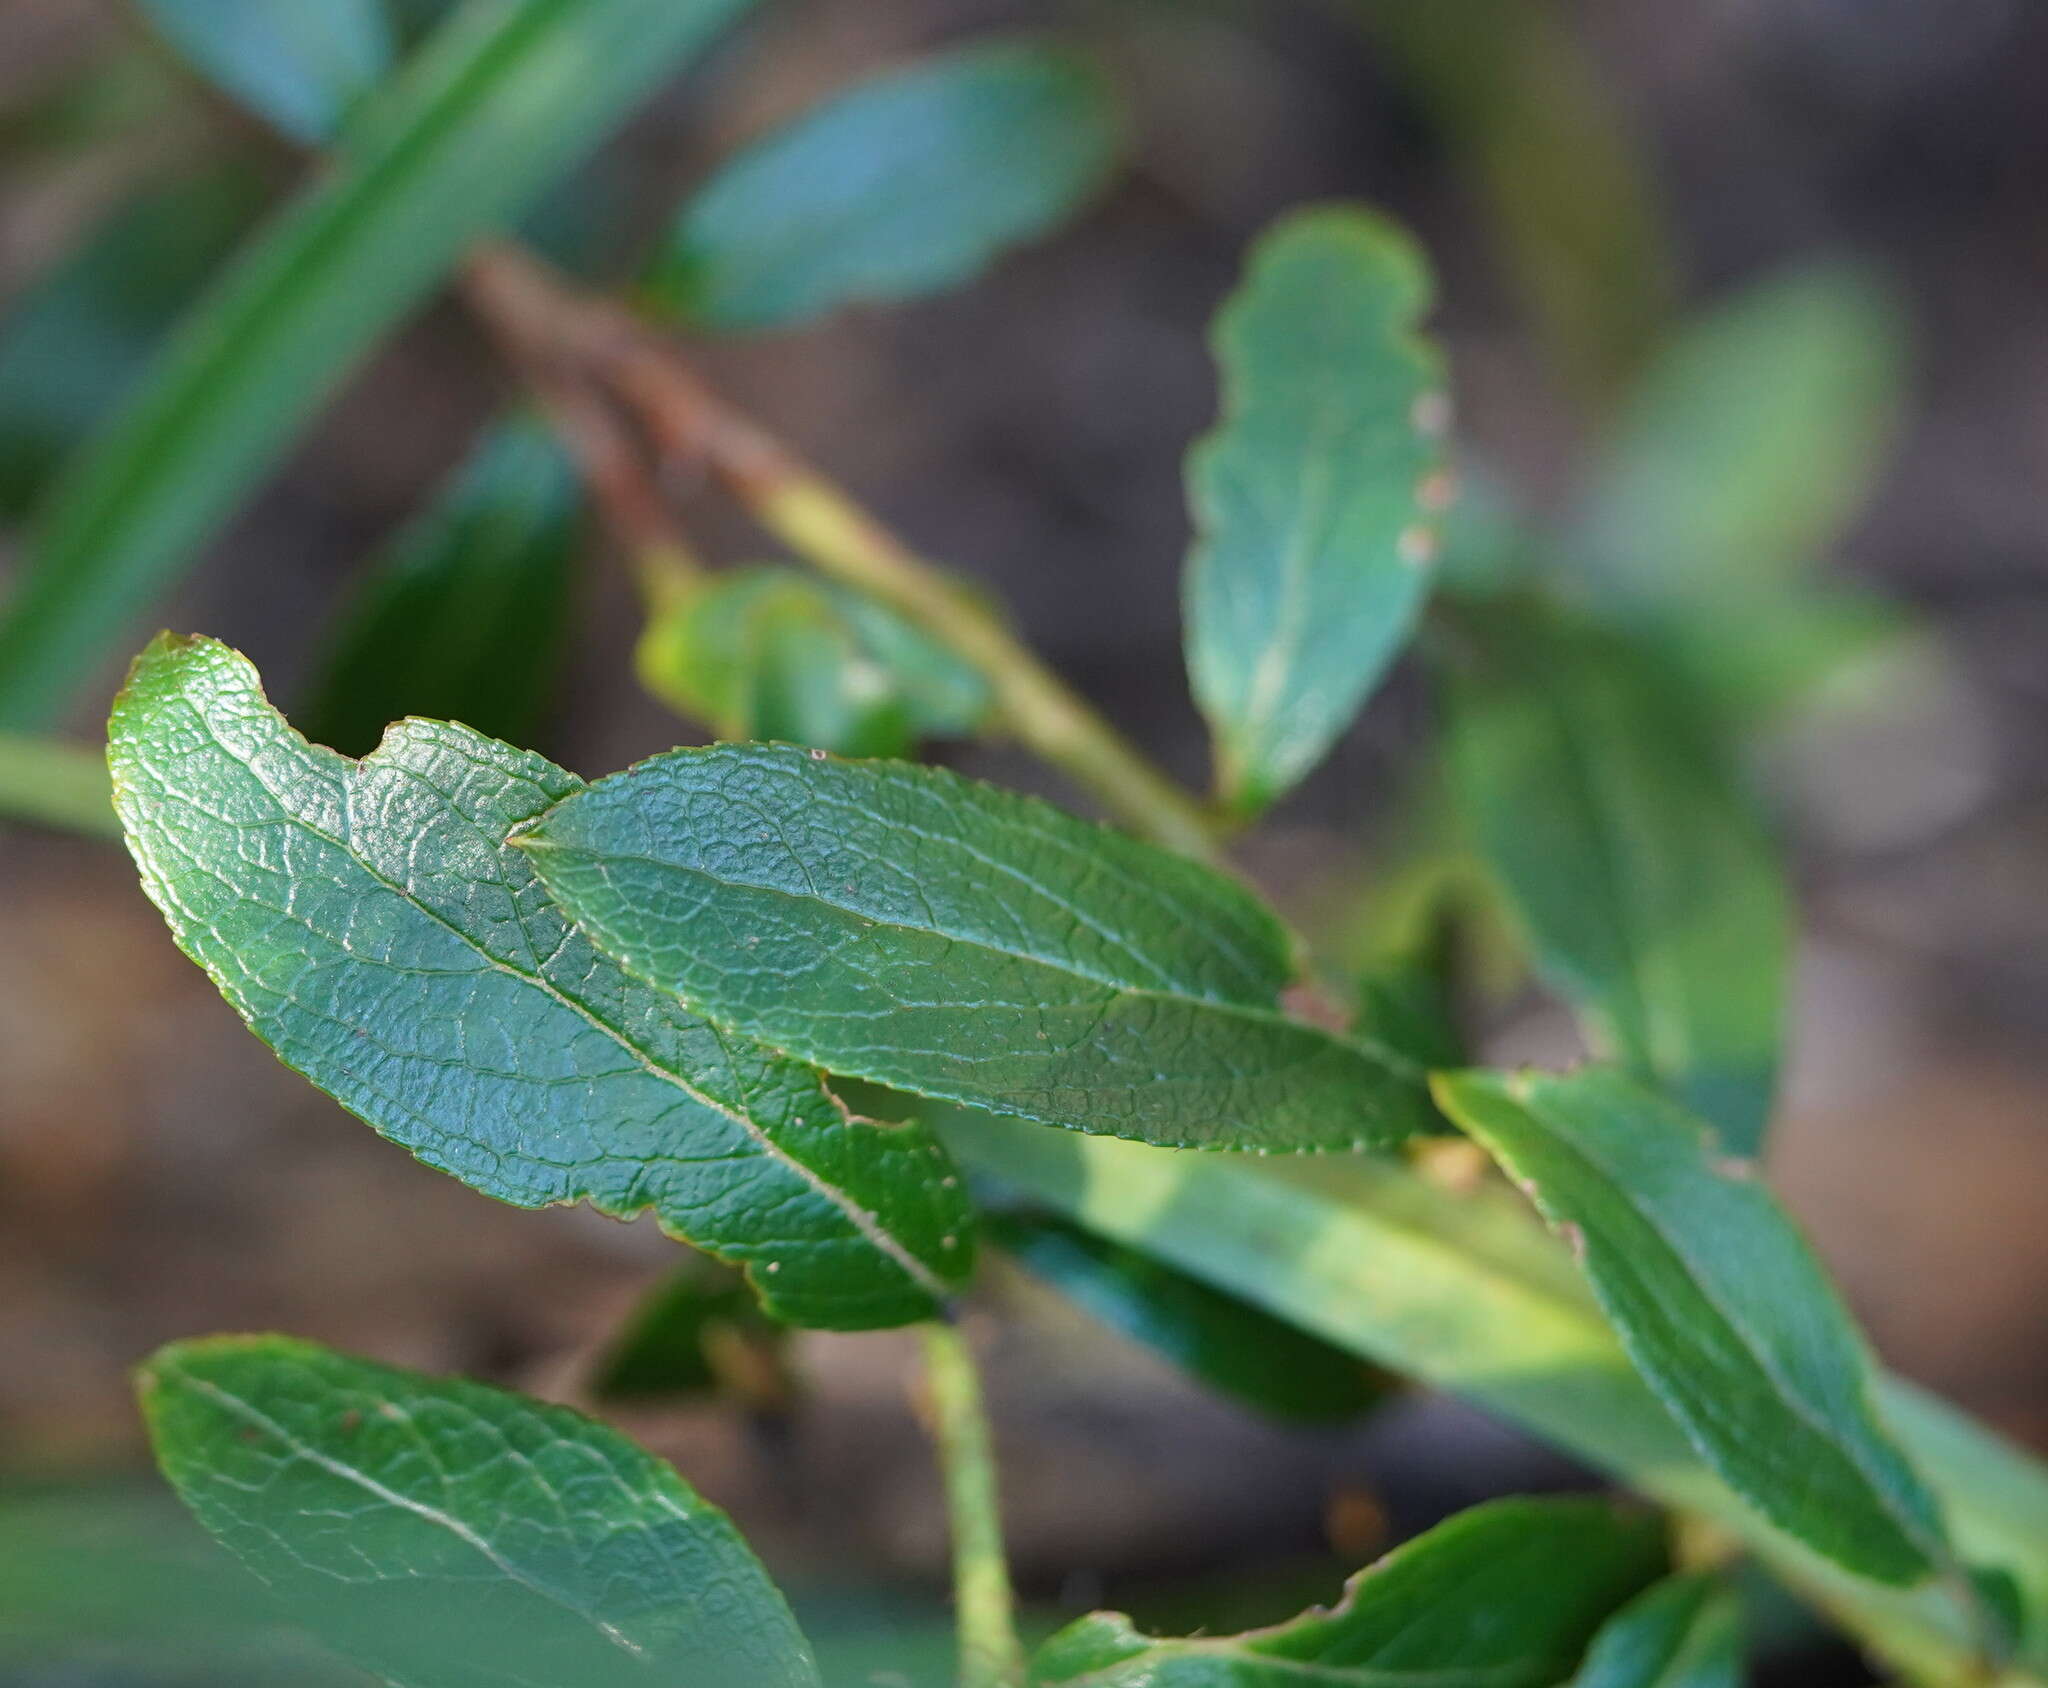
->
xmin=945 ymin=1120 xmax=2048 ymax=1683
xmin=517 ymin=744 xmax=1433 ymax=1152
xmin=139 ymin=1335 xmax=820 ymax=1686
xmin=299 ymin=413 xmax=580 ymax=757
xmin=1438 ymin=600 xmax=1789 ymax=1153
xmin=0 ymin=167 xmax=262 ymax=524
xmin=647 ymin=40 xmax=1122 ymax=332
xmin=0 ymin=0 xmax=760 ymax=730
xmin=0 ymin=732 xmax=118 ymax=838
xmin=989 ymin=1209 xmax=1389 ymax=1423
xmin=636 ymin=568 xmax=990 ymax=759
xmin=1433 ymin=1066 xmax=1952 ymax=1588
xmin=1184 ymin=205 xmax=1449 ymax=813
xmin=111 ymin=635 xmax=972 ymax=1329
xmin=594 ymin=1253 xmax=792 ymax=1405
xmin=1032 ymin=1497 xmax=1664 ymax=1686
xmin=136 ymin=0 xmax=394 ymax=142
xmin=1569 ymin=1573 xmax=1743 ymax=1688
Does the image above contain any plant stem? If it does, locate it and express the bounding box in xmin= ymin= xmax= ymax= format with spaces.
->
xmin=0 ymin=733 xmax=119 ymax=839
xmin=462 ymin=242 xmax=1220 ymax=864
xmin=917 ymin=1321 xmax=1026 ymax=1688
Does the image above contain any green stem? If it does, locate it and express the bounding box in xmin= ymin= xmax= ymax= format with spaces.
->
xmin=0 ymin=733 xmax=120 ymax=839
xmin=918 ymin=1321 xmax=1026 ymax=1688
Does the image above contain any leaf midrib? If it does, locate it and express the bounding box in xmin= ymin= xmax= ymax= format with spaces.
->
xmin=158 ymin=1359 xmax=654 ymax=1660
xmin=140 ymin=705 xmax=947 ymax=1304
xmin=519 ymin=837 xmax=1421 ymax=1082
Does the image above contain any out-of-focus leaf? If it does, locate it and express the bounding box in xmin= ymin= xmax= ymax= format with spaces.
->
xmin=112 ymin=635 xmax=975 ymax=1329
xmin=298 ymin=413 xmax=579 ymax=756
xmin=594 ymin=1253 xmax=793 ymax=1406
xmin=1184 ymin=205 xmax=1449 ymax=814
xmin=990 ymin=1209 xmax=1391 ymax=1423
xmin=519 ymin=744 xmax=1434 ymax=1152
xmin=1569 ymin=1573 xmax=1743 ymax=1688
xmin=140 ymin=1335 xmax=822 ymax=1686
xmin=1564 ymin=264 xmax=1908 ymax=720
xmin=636 ymin=566 xmax=991 ymax=757
xmin=1434 ymin=1067 xmax=1955 ymax=1589
xmin=135 ymin=0 xmax=394 ymax=142
xmin=1355 ymin=896 xmax=1466 ymax=1076
xmin=647 ymin=39 xmax=1122 ymax=332
xmin=1437 ymin=599 xmax=1789 ymax=1153
xmin=1571 ymin=263 xmax=1903 ymax=606
xmin=0 ymin=0 xmax=762 ymax=730
xmin=1031 ymin=1497 xmax=1665 ymax=1686
xmin=0 ymin=733 xmax=117 ymax=838
xmin=0 ymin=167 xmax=262 ymax=523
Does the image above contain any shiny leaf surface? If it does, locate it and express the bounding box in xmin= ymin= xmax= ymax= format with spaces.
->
xmin=111 ymin=635 xmax=972 ymax=1329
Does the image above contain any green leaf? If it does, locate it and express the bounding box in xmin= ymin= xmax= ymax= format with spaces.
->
xmin=989 ymin=1208 xmax=1389 ymax=1423
xmin=1561 ymin=263 xmax=1909 ymax=722
xmin=299 ymin=413 xmax=580 ymax=757
xmin=1432 ymin=1066 xmax=1952 ymax=1588
xmin=1437 ymin=599 xmax=1789 ymax=1153
xmin=1184 ymin=204 xmax=1449 ymax=814
xmin=139 ymin=1334 xmax=821 ymax=1686
xmin=647 ymin=39 xmax=1123 ymax=332
xmin=594 ymin=1253 xmax=792 ymax=1406
xmin=943 ymin=1120 xmax=2048 ymax=1683
xmin=0 ymin=167 xmax=262 ymax=524
xmin=135 ymin=0 xmax=395 ymax=142
xmin=1569 ymin=1573 xmax=1743 ymax=1688
xmin=516 ymin=743 xmax=1432 ymax=1152
xmin=0 ymin=0 xmax=761 ymax=730
xmin=1570 ymin=263 xmax=1902 ymax=609
xmin=110 ymin=635 xmax=972 ymax=1329
xmin=1031 ymin=1496 xmax=1664 ymax=1686
xmin=0 ymin=732 xmax=118 ymax=838
xmin=636 ymin=568 xmax=990 ymax=759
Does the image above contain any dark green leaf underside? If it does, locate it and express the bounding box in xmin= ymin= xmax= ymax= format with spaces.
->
xmin=140 ymin=1334 xmax=819 ymax=1686
xmin=519 ymin=743 xmax=1432 ymax=1152
xmin=1569 ymin=1573 xmax=1743 ymax=1688
xmin=300 ymin=412 xmax=581 ymax=757
xmin=111 ymin=635 xmax=971 ymax=1329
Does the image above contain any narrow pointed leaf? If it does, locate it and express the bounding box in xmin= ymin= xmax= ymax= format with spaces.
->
xmin=136 ymin=0 xmax=394 ymax=142
xmin=518 ymin=743 xmax=1432 ymax=1152
xmin=1433 ymin=1066 xmax=1953 ymax=1587
xmin=0 ymin=0 xmax=760 ymax=729
xmin=300 ymin=413 xmax=581 ymax=757
xmin=1031 ymin=1497 xmax=1665 ymax=1686
xmin=1570 ymin=1573 xmax=1743 ymax=1688
xmin=648 ymin=40 xmax=1122 ymax=332
xmin=594 ymin=1254 xmax=792 ymax=1406
xmin=989 ymin=1209 xmax=1390 ymax=1424
xmin=1184 ymin=205 xmax=1449 ymax=813
xmin=140 ymin=1335 xmax=821 ymax=1686
xmin=1438 ymin=600 xmax=1789 ymax=1153
xmin=111 ymin=635 xmax=972 ymax=1329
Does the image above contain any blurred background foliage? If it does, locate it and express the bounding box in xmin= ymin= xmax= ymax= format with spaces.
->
xmin=2 ymin=0 xmax=2047 ymax=1681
